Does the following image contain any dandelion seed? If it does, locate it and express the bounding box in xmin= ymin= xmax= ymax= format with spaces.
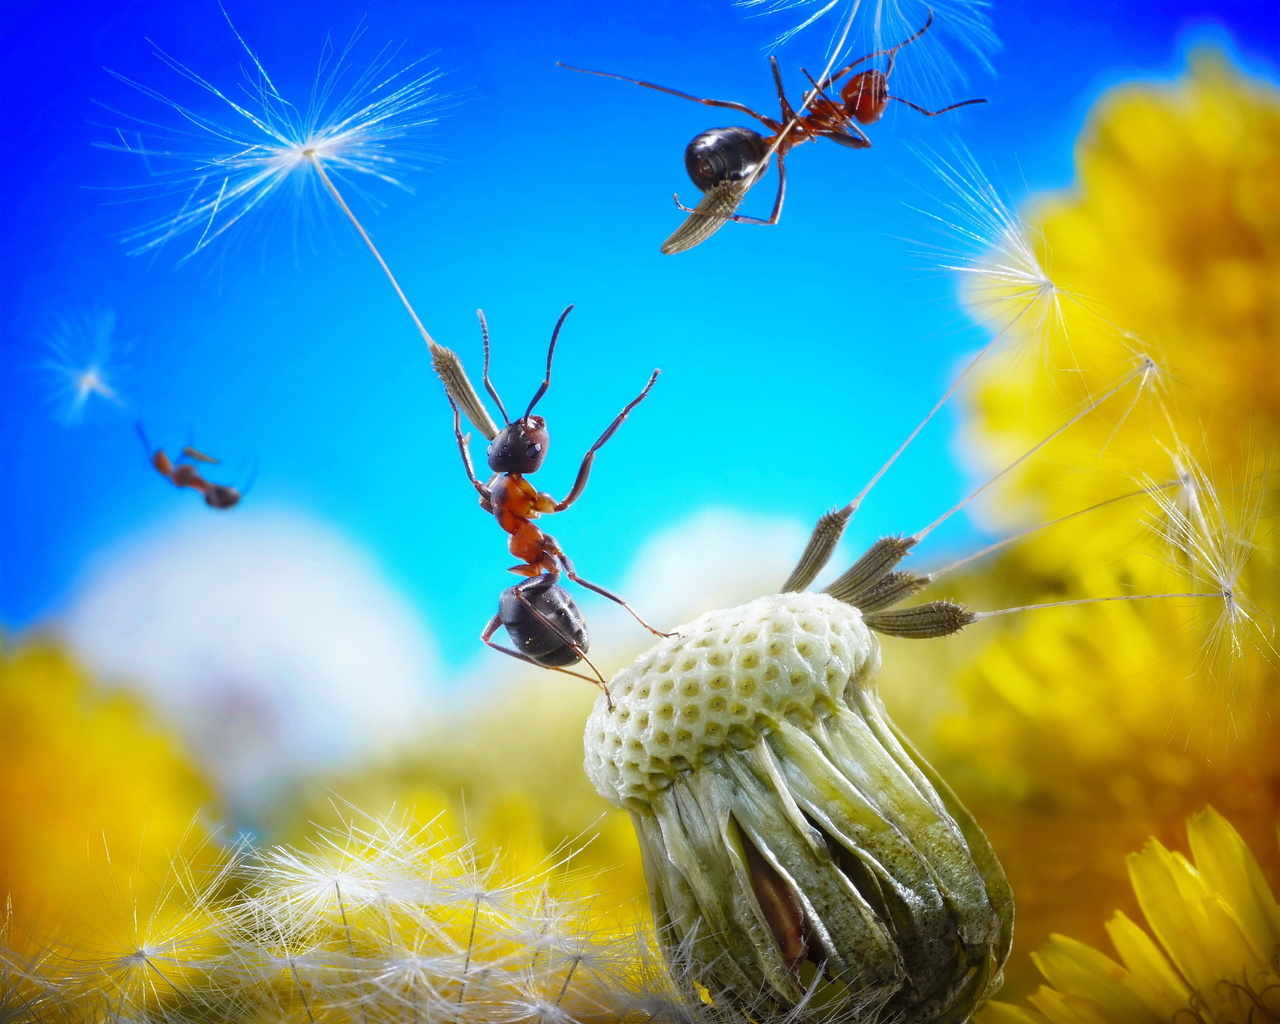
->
xmin=915 ymin=150 xmax=1077 ymax=365
xmin=103 ymin=17 xmax=443 ymax=259
xmin=1145 ymin=449 xmax=1275 ymax=674
xmin=41 ymin=309 xmax=127 ymax=425
xmin=105 ymin=13 xmax=499 ymax=439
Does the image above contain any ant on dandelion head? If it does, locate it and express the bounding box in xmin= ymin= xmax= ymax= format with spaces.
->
xmin=445 ymin=305 xmax=664 ymax=710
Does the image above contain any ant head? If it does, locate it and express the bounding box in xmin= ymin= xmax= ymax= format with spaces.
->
xmin=487 ymin=415 xmax=549 ymax=474
xmin=684 ymin=127 xmax=770 ymax=192
xmin=204 ymin=484 xmax=242 ymax=510
xmin=842 ymin=70 xmax=890 ymax=125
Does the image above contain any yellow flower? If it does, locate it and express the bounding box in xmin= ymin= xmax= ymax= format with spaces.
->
xmin=977 ymin=806 xmax=1280 ymax=1024
xmin=0 ymin=643 xmax=226 ymax=1015
xmin=897 ymin=50 xmax=1280 ymax=1000
xmin=283 ymin=671 xmax=652 ymax=943
xmin=0 ymin=654 xmax=679 ymax=1019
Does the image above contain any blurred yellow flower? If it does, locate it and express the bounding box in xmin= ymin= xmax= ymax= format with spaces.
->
xmin=1 ymin=651 xmax=678 ymax=1019
xmin=978 ymin=806 xmax=1280 ymax=1024
xmin=0 ymin=643 xmax=225 ymax=1015
xmin=899 ymin=50 xmax=1280 ymax=999
xmin=284 ymin=671 xmax=651 ymax=941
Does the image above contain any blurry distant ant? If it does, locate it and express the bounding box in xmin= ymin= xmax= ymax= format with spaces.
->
xmin=560 ymin=11 xmax=986 ymax=252
xmin=137 ymin=423 xmax=244 ymax=509
xmin=447 ymin=305 xmax=662 ymax=708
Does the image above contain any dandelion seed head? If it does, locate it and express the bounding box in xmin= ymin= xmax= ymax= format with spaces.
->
xmin=1145 ymin=450 xmax=1275 ymax=676
xmin=42 ymin=309 xmax=127 ymax=425
xmin=103 ymin=18 xmax=445 ymax=257
xmin=917 ymin=150 xmax=1073 ymax=364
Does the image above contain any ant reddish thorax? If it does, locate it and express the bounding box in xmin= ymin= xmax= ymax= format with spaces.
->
xmin=446 ymin=305 xmax=663 ymax=708
xmin=559 ymin=11 xmax=986 ymax=252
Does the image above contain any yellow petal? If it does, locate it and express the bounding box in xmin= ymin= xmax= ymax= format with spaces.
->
xmin=1027 ymin=984 xmax=1122 ymax=1024
xmin=1032 ymin=934 xmax=1162 ymax=1024
xmin=1104 ymin=910 xmax=1191 ymax=1019
xmin=1186 ymin=806 xmax=1280 ymax=964
xmin=977 ymin=1001 xmax=1053 ymax=1024
xmin=1127 ymin=839 xmax=1218 ymax=993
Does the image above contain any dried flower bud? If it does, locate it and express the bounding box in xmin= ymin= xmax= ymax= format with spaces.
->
xmin=584 ymin=592 xmax=1013 ymax=1022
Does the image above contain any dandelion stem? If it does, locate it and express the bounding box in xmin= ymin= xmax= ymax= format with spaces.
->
xmin=288 ymin=954 xmax=319 ymax=1024
xmin=974 ymin=592 xmax=1225 ymax=620
xmin=456 ymin=893 xmax=481 ymax=1016
xmin=930 ymin=481 xmax=1177 ymax=578
xmin=913 ymin=361 xmax=1152 ymax=543
xmin=846 ymin=333 xmax=1003 ymax=519
xmin=555 ymin=953 xmax=582 ymax=1006
xmin=307 ymin=154 xmax=498 ymax=438
xmin=308 ymin=155 xmax=439 ymax=352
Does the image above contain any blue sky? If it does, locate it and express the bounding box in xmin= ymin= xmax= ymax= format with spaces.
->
xmin=3 ymin=0 xmax=1277 ymax=672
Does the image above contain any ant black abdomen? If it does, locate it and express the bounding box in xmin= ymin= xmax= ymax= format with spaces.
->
xmin=498 ymin=575 xmax=590 ymax=670
xmin=685 ymin=127 xmax=770 ymax=192
xmin=202 ymin=484 xmax=242 ymax=510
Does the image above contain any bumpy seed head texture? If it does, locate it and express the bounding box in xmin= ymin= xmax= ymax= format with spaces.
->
xmin=585 ymin=592 xmax=1013 ymax=1024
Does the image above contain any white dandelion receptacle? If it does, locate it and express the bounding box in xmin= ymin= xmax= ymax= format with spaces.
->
xmin=584 ymin=591 xmax=1013 ymax=1023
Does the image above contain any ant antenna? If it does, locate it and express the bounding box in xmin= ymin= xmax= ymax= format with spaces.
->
xmin=524 ymin=304 xmax=575 ymax=424
xmin=478 ymin=310 xmax=510 ymax=426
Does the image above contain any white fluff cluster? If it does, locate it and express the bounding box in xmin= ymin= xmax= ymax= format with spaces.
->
xmin=0 ymin=815 xmax=696 ymax=1023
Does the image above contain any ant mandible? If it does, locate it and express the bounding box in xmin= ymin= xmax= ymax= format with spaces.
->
xmin=447 ymin=304 xmax=662 ymax=709
xmin=559 ymin=11 xmax=985 ymax=253
xmin=137 ymin=423 xmax=243 ymax=509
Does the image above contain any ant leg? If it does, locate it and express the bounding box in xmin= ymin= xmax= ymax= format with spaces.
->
xmin=511 ymin=581 xmax=615 ymax=708
xmin=557 ymin=62 xmax=783 ymax=132
xmin=671 ymin=156 xmax=787 ymax=226
xmin=758 ymin=152 xmax=787 ymax=225
xmin=558 ymin=553 xmax=670 ymax=638
xmin=522 ymin=305 xmax=575 ymax=422
xmin=448 ymin=394 xmax=491 ymax=500
xmin=888 ymin=95 xmax=988 ymax=117
xmin=481 ymin=610 xmax=615 ymax=710
xmin=477 ymin=310 xmax=511 ymax=425
xmin=554 ymin=370 xmax=661 ymax=511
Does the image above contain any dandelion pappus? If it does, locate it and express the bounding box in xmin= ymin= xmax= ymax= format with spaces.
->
xmin=559 ymin=11 xmax=985 ymax=253
xmin=446 ymin=305 xmax=664 ymax=709
xmin=137 ymin=423 xmax=245 ymax=509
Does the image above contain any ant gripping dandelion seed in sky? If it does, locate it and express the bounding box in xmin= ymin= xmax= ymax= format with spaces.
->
xmin=560 ymin=11 xmax=985 ymax=253
xmin=446 ymin=305 xmax=663 ymax=709
xmin=103 ymin=10 xmax=498 ymax=439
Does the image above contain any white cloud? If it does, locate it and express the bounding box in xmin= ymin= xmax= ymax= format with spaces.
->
xmin=616 ymin=507 xmax=815 ymax=627
xmin=59 ymin=508 xmax=440 ymax=815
